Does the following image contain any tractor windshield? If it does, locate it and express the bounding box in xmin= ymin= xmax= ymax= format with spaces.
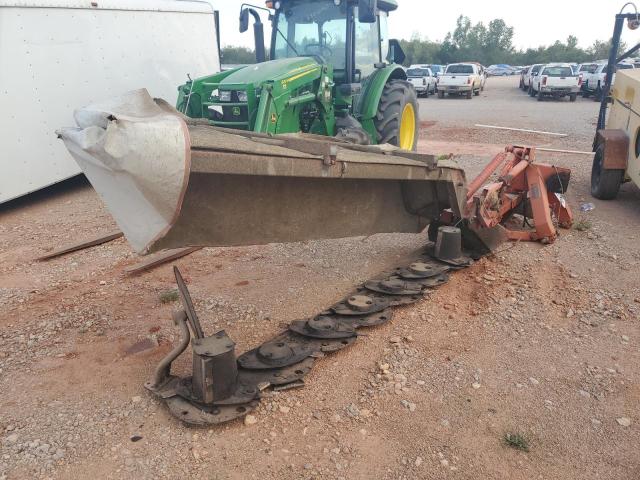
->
xmin=273 ymin=1 xmax=348 ymax=69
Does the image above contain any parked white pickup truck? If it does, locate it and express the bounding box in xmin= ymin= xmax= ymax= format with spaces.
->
xmin=583 ymin=61 xmax=635 ymax=99
xmin=529 ymin=63 xmax=580 ymax=101
xmin=405 ymin=65 xmax=437 ymax=97
xmin=577 ymin=63 xmax=599 ymax=94
xmin=437 ymin=63 xmax=485 ymax=99
xmin=521 ymin=64 xmax=543 ymax=91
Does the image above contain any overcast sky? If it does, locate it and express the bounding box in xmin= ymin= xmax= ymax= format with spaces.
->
xmin=212 ymin=0 xmax=638 ymax=50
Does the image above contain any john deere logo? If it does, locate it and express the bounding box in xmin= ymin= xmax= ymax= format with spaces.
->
xmin=232 ymin=106 xmax=241 ymax=116
xmin=270 ymin=113 xmax=277 ymax=123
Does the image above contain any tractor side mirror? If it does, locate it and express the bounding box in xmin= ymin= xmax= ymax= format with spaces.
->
xmin=358 ymin=0 xmax=377 ymax=23
xmin=239 ymin=8 xmax=249 ymax=33
xmin=387 ymin=39 xmax=405 ymax=65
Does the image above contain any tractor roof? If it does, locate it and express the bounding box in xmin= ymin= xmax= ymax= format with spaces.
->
xmin=271 ymin=0 xmax=398 ymax=12
xmin=378 ymin=0 xmax=398 ymax=11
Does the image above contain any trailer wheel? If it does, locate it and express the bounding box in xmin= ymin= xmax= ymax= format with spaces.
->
xmin=537 ymin=90 xmax=544 ymax=101
xmin=593 ymin=82 xmax=602 ymax=101
xmin=591 ymin=144 xmax=624 ymax=200
xmin=375 ymin=80 xmax=418 ymax=151
xmin=569 ymin=93 xmax=577 ymax=102
xmin=474 ymin=88 xmax=480 ymax=96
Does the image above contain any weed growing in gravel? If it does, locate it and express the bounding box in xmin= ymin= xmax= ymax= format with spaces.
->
xmin=574 ymin=218 xmax=592 ymax=231
xmin=159 ymin=289 xmax=179 ymax=303
xmin=504 ymin=432 xmax=530 ymax=451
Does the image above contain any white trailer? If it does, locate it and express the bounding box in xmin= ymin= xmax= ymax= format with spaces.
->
xmin=0 ymin=0 xmax=221 ymax=204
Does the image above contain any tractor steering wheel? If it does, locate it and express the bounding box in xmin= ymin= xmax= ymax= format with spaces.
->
xmin=304 ymin=43 xmax=333 ymax=57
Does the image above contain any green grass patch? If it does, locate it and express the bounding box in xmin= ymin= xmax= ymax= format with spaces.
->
xmin=504 ymin=432 xmax=529 ymax=452
xmin=574 ymin=218 xmax=592 ymax=232
xmin=159 ymin=289 xmax=179 ymax=304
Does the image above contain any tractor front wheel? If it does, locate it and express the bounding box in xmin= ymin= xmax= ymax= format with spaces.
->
xmin=375 ymin=80 xmax=419 ymax=151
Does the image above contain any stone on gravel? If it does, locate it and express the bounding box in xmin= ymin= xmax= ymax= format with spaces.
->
xmin=616 ymin=417 xmax=631 ymax=427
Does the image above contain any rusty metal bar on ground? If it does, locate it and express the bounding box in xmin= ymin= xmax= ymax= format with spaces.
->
xmin=36 ymin=230 xmax=123 ymax=261
xmin=124 ymin=247 xmax=202 ymax=275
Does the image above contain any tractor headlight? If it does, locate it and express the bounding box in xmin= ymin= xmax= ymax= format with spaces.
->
xmin=236 ymin=91 xmax=248 ymax=103
xmin=219 ymin=90 xmax=231 ymax=102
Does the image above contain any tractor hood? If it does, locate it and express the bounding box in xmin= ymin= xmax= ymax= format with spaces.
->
xmin=219 ymin=57 xmax=322 ymax=87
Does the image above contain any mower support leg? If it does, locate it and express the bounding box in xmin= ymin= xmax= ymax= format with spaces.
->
xmin=547 ymin=190 xmax=573 ymax=228
xmin=523 ymin=164 xmax=557 ymax=242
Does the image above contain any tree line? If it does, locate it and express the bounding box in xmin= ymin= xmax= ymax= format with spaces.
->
xmin=401 ymin=16 xmax=622 ymax=66
xmin=221 ymin=15 xmax=621 ymax=66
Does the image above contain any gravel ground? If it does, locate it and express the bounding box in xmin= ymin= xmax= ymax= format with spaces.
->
xmin=0 ymin=77 xmax=639 ymax=480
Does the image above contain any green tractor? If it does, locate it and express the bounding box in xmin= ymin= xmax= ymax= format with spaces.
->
xmin=177 ymin=0 xmax=419 ymax=150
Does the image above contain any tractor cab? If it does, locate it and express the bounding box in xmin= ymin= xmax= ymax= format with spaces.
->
xmin=265 ymin=0 xmax=401 ymax=88
xmin=241 ymin=0 xmax=405 ymax=102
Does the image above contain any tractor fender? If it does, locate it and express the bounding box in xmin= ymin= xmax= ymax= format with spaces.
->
xmin=596 ymin=129 xmax=629 ymax=170
xmin=356 ymin=65 xmax=407 ymax=120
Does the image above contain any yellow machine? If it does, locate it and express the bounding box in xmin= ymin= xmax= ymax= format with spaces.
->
xmin=592 ymin=68 xmax=640 ymax=199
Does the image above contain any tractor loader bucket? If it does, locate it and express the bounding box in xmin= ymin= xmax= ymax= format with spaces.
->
xmin=57 ymin=89 xmax=468 ymax=254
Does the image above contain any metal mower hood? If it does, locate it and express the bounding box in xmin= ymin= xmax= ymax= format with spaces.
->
xmin=57 ymin=89 xmax=467 ymax=255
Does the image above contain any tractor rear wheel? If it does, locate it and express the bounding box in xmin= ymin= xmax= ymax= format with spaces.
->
xmin=375 ymin=80 xmax=419 ymax=151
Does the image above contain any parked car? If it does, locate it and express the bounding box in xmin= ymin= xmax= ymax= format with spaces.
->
xmin=426 ymin=64 xmax=444 ymax=77
xmin=486 ymin=64 xmax=512 ymax=76
xmin=577 ymin=63 xmax=599 ymax=94
xmin=519 ymin=66 xmax=530 ymax=89
xmin=406 ymin=65 xmax=437 ymax=97
xmin=529 ymin=63 xmax=580 ymax=101
xmin=522 ymin=64 xmax=543 ymax=91
xmin=583 ymin=61 xmax=635 ymax=99
xmin=436 ymin=63 xmax=485 ymax=99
